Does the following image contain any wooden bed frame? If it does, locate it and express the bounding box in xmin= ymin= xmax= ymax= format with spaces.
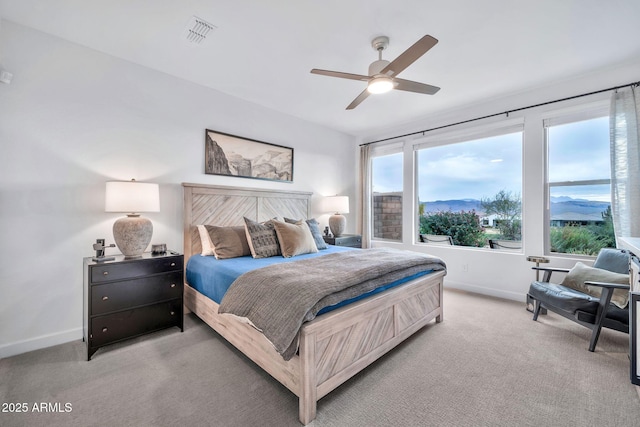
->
xmin=182 ymin=183 xmax=445 ymax=424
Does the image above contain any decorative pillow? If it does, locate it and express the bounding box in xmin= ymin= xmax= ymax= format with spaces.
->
xmin=204 ymin=225 xmax=251 ymax=259
xmin=197 ymin=225 xmax=216 ymax=256
xmin=593 ymin=248 xmax=630 ymax=274
xmin=272 ymin=219 xmax=319 ymax=258
xmin=244 ymin=217 xmax=281 ymax=258
xmin=561 ymin=262 xmax=630 ymax=308
xmin=284 ymin=217 xmax=328 ymax=250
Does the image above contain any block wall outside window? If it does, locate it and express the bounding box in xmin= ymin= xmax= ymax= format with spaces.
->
xmin=371 ymin=150 xmax=403 ymax=242
xmin=373 ymin=192 xmax=402 ymax=241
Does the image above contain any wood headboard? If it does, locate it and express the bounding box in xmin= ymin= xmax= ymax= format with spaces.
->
xmin=182 ymin=183 xmax=313 ymax=260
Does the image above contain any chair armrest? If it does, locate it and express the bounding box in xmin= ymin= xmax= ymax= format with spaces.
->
xmin=532 ymin=266 xmax=570 ymax=282
xmin=583 ymin=280 xmax=630 ymax=290
xmin=532 ymin=267 xmax=571 ymax=273
xmin=586 ymin=281 xmax=630 ymax=320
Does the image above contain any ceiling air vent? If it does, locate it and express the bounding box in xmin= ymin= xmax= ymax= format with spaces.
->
xmin=182 ymin=16 xmax=216 ymax=46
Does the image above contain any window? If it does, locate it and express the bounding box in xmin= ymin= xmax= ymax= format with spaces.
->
xmin=546 ymin=114 xmax=614 ymax=256
xmin=371 ymin=151 xmax=403 ymax=241
xmin=416 ymin=129 xmax=523 ymax=248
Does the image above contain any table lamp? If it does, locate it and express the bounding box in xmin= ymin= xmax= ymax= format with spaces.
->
xmin=324 ymin=196 xmax=349 ymax=237
xmin=105 ymin=179 xmax=160 ymax=258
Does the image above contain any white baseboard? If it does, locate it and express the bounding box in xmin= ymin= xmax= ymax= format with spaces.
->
xmin=0 ymin=328 xmax=82 ymax=359
xmin=0 ymin=285 xmax=524 ymax=359
xmin=444 ymin=281 xmax=526 ymax=303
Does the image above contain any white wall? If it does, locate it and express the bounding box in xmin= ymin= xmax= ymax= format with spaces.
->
xmin=0 ymin=21 xmax=356 ymax=358
xmin=362 ymin=59 xmax=640 ymax=302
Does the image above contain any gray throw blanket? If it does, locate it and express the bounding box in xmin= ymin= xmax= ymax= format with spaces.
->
xmin=218 ymin=248 xmax=446 ymax=360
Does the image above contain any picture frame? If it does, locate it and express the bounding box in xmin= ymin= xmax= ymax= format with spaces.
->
xmin=205 ymin=129 xmax=293 ymax=182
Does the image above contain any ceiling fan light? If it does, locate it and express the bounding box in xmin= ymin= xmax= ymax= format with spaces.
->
xmin=367 ymin=76 xmax=394 ymax=94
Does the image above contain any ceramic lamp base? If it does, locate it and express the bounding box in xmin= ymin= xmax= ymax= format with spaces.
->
xmin=113 ymin=214 xmax=153 ymax=257
xmin=329 ymin=214 xmax=346 ymax=237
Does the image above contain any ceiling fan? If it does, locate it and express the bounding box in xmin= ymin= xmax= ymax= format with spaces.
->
xmin=310 ymin=35 xmax=440 ymax=110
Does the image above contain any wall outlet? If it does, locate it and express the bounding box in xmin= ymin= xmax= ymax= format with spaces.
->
xmin=0 ymin=69 xmax=13 ymax=84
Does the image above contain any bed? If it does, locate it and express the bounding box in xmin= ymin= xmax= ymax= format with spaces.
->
xmin=182 ymin=183 xmax=446 ymax=424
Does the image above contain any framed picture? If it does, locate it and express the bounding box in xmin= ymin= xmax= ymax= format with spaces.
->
xmin=205 ymin=129 xmax=293 ymax=182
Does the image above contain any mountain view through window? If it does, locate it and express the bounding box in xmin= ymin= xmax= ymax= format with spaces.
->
xmin=416 ymin=131 xmax=523 ymax=248
xmin=546 ymin=116 xmax=614 ymax=255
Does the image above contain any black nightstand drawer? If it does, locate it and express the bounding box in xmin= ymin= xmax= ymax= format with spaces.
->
xmin=90 ymin=300 xmax=182 ymax=347
xmin=323 ymin=234 xmax=362 ymax=248
xmin=91 ymin=256 xmax=183 ymax=283
xmin=91 ymin=271 xmax=183 ymax=315
xmin=336 ymin=236 xmax=361 ymax=247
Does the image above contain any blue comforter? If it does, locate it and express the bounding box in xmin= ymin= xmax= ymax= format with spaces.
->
xmin=186 ymin=245 xmax=355 ymax=304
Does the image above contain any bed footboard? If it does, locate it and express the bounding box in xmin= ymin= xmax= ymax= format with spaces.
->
xmin=297 ymin=270 xmax=444 ymax=424
xmin=184 ymin=269 xmax=444 ymax=425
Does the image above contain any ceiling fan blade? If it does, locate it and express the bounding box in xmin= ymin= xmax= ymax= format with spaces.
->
xmin=380 ymin=35 xmax=438 ymax=77
xmin=346 ymin=89 xmax=370 ymax=110
xmin=394 ymin=78 xmax=440 ymax=95
xmin=310 ymin=69 xmax=370 ymax=81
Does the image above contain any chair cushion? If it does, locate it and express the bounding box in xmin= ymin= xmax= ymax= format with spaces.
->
xmin=604 ymin=303 xmax=629 ymax=324
xmin=529 ymin=281 xmax=599 ymax=314
xmin=529 ymin=281 xmax=629 ymax=325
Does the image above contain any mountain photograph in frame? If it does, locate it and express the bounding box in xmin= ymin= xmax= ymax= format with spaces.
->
xmin=205 ymin=129 xmax=293 ymax=182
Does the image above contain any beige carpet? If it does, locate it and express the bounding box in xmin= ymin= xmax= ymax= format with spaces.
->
xmin=1 ymin=289 xmax=638 ymax=427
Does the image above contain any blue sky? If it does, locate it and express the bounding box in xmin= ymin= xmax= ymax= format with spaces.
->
xmin=372 ymin=116 xmax=610 ymax=202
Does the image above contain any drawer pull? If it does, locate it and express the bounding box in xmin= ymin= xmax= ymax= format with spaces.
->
xmin=170 ymin=262 xmax=176 ymax=267
xmin=170 ymin=311 xmax=175 ymax=316
xmin=102 ymin=327 xmax=108 ymax=333
xmin=102 ymin=296 xmax=109 ymax=301
xmin=103 ymin=271 xmax=109 ymax=276
xmin=170 ymin=283 xmax=176 ymax=288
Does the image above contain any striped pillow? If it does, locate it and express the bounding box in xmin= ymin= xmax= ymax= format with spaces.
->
xmin=243 ymin=217 xmax=281 ymax=258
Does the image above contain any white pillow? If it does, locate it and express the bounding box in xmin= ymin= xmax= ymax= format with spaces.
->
xmin=197 ymin=225 xmax=215 ymax=256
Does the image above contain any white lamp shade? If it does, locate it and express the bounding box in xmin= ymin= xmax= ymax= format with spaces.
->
xmin=323 ymin=196 xmax=349 ymax=214
xmin=105 ymin=181 xmax=160 ymax=213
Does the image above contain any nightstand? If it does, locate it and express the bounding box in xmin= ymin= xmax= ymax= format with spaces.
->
xmin=83 ymin=252 xmax=184 ymax=360
xmin=323 ymin=234 xmax=362 ymax=248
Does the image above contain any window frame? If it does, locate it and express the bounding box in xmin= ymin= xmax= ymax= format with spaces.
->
xmin=543 ymin=102 xmax=611 ymax=257
xmin=370 ymin=142 xmax=405 ymax=243
xmin=412 ymin=119 xmax=525 ymax=250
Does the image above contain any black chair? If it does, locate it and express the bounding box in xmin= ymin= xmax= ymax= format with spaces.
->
xmin=527 ymin=248 xmax=630 ymax=352
xmin=419 ymin=234 xmax=453 ymax=245
xmin=488 ymin=239 xmax=522 ymax=250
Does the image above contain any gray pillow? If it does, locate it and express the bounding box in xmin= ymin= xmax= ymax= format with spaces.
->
xmin=244 ymin=217 xmax=281 ymax=258
xmin=284 ymin=217 xmax=328 ymax=250
xmin=593 ymin=248 xmax=630 ymax=274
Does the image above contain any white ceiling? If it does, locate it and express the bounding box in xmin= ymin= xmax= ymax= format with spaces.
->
xmin=2 ymin=0 xmax=640 ymax=138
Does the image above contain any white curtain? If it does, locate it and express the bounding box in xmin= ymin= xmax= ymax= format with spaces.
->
xmin=359 ymin=144 xmax=372 ymax=248
xmin=610 ymin=85 xmax=640 ymax=243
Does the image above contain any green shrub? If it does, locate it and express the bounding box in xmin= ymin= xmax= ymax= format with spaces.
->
xmin=492 ymin=219 xmax=522 ymax=241
xmin=550 ymin=224 xmax=615 ymax=256
xmin=550 ymin=207 xmax=616 ymax=256
xmin=420 ymin=210 xmax=486 ymax=247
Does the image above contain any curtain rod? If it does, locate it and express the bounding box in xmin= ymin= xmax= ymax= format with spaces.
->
xmin=361 ymin=80 xmax=640 ymax=146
